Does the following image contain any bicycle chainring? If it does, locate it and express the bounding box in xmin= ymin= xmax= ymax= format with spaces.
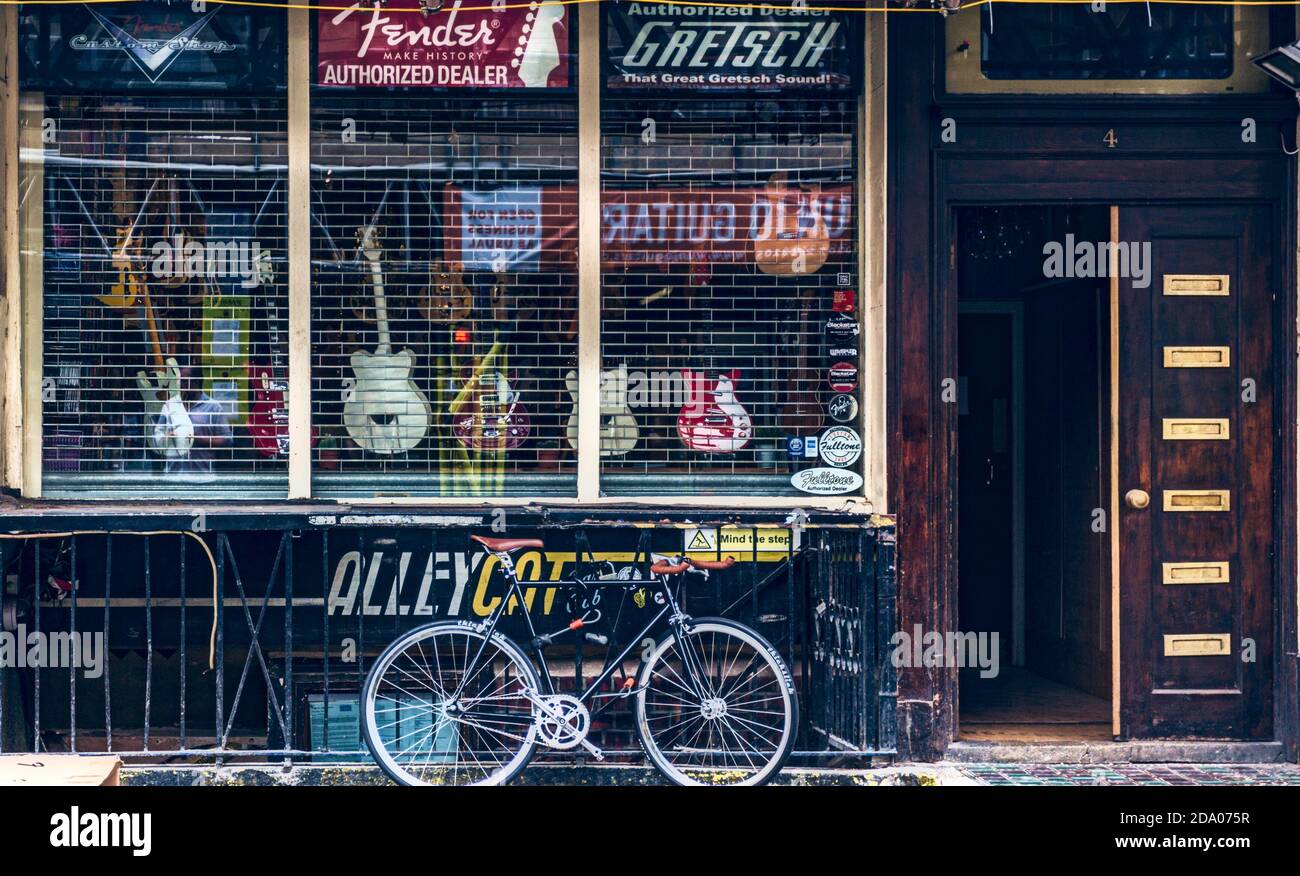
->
xmin=534 ymin=694 xmax=590 ymax=751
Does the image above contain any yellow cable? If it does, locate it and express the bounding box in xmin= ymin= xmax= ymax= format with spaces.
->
xmin=0 ymin=530 xmax=220 ymax=670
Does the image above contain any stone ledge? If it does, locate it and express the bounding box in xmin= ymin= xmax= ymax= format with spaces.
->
xmin=122 ymin=763 xmax=952 ymax=787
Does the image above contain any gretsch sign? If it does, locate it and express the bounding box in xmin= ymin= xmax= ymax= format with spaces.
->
xmin=605 ymin=2 xmax=857 ymax=92
xmin=317 ymin=1 xmax=570 ymax=89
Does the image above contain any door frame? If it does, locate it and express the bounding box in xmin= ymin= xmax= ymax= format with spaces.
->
xmin=956 ymin=299 xmax=1026 ymax=669
xmin=931 ymin=159 xmax=1297 ymax=755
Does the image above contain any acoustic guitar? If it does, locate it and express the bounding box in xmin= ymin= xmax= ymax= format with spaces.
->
xmin=779 ymin=289 xmax=822 ymax=431
xmin=418 ymin=261 xmax=472 ymax=323
xmin=755 ymin=173 xmax=830 ymax=277
xmin=342 ymin=226 xmax=432 ymax=454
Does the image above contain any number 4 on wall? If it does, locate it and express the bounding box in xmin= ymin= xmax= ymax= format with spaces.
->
xmin=1104 ymin=129 xmax=1118 ymax=149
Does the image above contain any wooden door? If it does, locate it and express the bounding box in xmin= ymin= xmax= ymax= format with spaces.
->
xmin=1116 ymin=204 xmax=1274 ymax=740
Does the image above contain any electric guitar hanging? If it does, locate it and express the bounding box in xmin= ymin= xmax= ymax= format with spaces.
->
xmin=449 ymin=338 xmax=531 ymax=453
xmin=342 ymin=226 xmax=432 ymax=454
xmin=565 ymin=364 xmax=639 ymax=457
xmin=676 ymin=366 xmax=753 ymax=454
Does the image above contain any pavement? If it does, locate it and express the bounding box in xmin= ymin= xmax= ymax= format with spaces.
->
xmin=116 ymin=761 xmax=1300 ymax=786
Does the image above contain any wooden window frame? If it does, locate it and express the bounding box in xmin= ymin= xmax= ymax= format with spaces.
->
xmin=2 ymin=6 xmax=887 ymax=513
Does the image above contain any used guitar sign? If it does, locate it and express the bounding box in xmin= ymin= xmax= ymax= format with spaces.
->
xmin=605 ymin=3 xmax=857 ymax=92
xmin=317 ymin=1 xmax=570 ymax=89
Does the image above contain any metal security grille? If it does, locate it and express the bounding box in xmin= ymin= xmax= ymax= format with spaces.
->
xmin=36 ymin=94 xmax=289 ymax=497
xmin=309 ymin=95 xmax=578 ymax=497
xmin=599 ymin=96 xmax=859 ymax=496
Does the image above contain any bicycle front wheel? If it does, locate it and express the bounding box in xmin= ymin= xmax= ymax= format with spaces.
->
xmin=635 ymin=618 xmax=798 ymax=786
xmin=362 ymin=621 xmax=540 ymax=786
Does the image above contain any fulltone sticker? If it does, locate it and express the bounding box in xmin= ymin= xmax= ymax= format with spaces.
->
xmin=818 ymin=426 xmax=862 ymax=467
xmin=791 ymin=467 xmax=863 ymax=495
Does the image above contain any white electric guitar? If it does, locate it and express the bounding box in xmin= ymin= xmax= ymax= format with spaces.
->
xmin=343 ymin=225 xmax=432 ymax=454
xmin=137 ymin=356 xmax=194 ymax=460
xmin=565 ymin=364 xmax=639 ymax=457
xmin=512 ymin=1 xmax=564 ymax=88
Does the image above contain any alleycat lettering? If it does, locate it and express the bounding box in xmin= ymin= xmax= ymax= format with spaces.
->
xmin=326 ymin=549 xmax=645 ymax=617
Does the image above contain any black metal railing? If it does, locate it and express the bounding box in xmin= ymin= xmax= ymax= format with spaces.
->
xmin=0 ymin=517 xmax=896 ymax=764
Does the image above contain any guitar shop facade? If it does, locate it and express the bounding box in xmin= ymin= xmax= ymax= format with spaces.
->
xmin=2 ymin=1 xmax=1296 ymax=769
xmin=0 ymin=3 xmax=898 ymax=765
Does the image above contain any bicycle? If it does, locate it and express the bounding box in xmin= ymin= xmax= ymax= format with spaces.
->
xmin=361 ymin=534 xmax=799 ymax=786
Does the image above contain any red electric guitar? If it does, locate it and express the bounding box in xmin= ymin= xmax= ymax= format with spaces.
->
xmin=247 ymin=253 xmax=317 ymax=458
xmin=676 ymin=361 xmax=754 ymax=454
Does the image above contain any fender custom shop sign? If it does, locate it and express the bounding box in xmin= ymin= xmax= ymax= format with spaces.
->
xmin=605 ymin=2 xmax=857 ymax=91
xmin=317 ymin=0 xmax=570 ymax=88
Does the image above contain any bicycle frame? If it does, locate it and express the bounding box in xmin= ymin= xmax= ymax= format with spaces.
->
xmin=450 ymin=550 xmax=696 ymax=708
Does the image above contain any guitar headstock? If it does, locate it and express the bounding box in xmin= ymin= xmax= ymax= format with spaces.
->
xmin=356 ymin=225 xmax=383 ymax=263
xmin=256 ymin=249 xmax=274 ymax=287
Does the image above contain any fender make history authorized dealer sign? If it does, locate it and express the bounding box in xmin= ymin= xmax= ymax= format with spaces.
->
xmin=317 ymin=0 xmax=570 ymax=88
xmin=605 ymin=2 xmax=857 ymax=91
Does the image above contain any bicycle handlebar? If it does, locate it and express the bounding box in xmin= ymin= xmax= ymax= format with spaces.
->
xmin=650 ymin=556 xmax=737 ymax=576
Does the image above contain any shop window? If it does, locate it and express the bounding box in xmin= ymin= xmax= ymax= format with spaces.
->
xmin=946 ymin=4 xmax=1269 ymax=93
xmin=22 ymin=5 xmax=288 ymax=497
xmin=310 ymin=4 xmax=577 ymax=497
xmin=599 ymin=4 xmax=864 ymax=497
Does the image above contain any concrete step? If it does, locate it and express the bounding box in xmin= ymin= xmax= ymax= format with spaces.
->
xmin=945 ymin=739 xmax=1287 ymax=764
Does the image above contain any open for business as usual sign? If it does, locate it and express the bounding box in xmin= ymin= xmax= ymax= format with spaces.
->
xmin=604 ymin=2 xmax=857 ymax=91
xmin=317 ymin=0 xmax=570 ymax=89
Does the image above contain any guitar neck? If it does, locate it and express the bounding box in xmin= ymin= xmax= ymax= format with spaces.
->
xmin=369 ymin=260 xmax=392 ymax=351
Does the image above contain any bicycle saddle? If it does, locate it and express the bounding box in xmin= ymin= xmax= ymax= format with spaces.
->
xmin=470 ymin=534 xmax=545 ymax=553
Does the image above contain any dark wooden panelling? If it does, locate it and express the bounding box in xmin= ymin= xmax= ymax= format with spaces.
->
xmin=887 ymin=15 xmax=1298 ymax=759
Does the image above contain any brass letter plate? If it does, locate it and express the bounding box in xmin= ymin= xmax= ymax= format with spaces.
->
xmin=1162 ymin=418 xmax=1230 ymax=440
xmin=1163 ymin=634 xmax=1231 ymax=657
xmin=1162 ymin=561 xmax=1230 ymax=585
xmin=1163 ymin=274 xmax=1230 ymax=296
xmin=1163 ymin=346 xmax=1231 ymax=368
xmin=1162 ymin=489 xmax=1231 ymax=512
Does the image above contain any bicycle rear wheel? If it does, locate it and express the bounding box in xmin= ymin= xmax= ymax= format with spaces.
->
xmin=362 ymin=621 xmax=540 ymax=786
xmin=635 ymin=618 xmax=798 ymax=786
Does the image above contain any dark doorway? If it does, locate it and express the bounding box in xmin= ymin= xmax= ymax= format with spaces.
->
xmin=956 ymin=205 xmax=1112 ymax=742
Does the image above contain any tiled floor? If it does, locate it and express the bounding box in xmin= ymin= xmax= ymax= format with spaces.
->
xmin=958 ymin=763 xmax=1300 ymax=786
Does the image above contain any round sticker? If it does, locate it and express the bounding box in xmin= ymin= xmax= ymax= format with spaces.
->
xmin=828 ymin=361 xmax=858 ymax=393
xmin=819 ymin=426 xmax=862 ymax=468
xmin=826 ymin=313 xmax=860 ymax=339
xmin=828 ymin=394 xmax=859 ymax=423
